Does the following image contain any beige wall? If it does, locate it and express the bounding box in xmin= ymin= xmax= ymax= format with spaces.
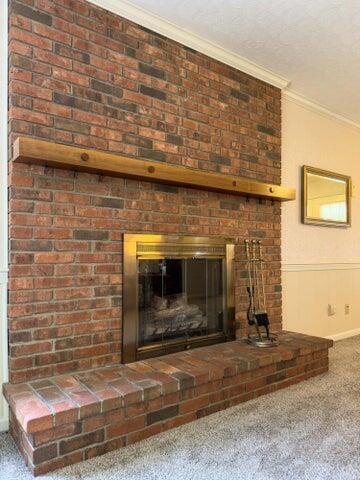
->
xmin=282 ymin=96 xmax=360 ymax=339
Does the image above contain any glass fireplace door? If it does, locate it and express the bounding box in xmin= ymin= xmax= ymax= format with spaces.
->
xmin=138 ymin=257 xmax=225 ymax=350
xmin=123 ymin=234 xmax=235 ymax=362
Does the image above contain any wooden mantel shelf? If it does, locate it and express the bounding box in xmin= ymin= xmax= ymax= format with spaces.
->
xmin=13 ymin=137 xmax=296 ymax=202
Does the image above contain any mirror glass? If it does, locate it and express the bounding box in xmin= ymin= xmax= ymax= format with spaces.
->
xmin=303 ymin=167 xmax=351 ymax=227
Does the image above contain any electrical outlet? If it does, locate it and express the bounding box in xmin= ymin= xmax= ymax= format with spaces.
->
xmin=345 ymin=304 xmax=350 ymax=315
xmin=328 ymin=304 xmax=336 ymax=316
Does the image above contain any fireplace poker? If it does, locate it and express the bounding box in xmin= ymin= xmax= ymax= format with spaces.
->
xmin=252 ymin=239 xmax=270 ymax=338
xmin=244 ymin=240 xmax=262 ymax=340
xmin=257 ymin=241 xmax=270 ymax=339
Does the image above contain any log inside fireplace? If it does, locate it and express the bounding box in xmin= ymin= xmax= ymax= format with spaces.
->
xmin=123 ymin=234 xmax=235 ymax=362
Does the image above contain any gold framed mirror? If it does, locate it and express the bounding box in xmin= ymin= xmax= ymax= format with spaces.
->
xmin=302 ymin=166 xmax=351 ymax=227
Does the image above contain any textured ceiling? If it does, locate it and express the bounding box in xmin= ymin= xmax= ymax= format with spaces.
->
xmin=125 ymin=0 xmax=360 ymax=125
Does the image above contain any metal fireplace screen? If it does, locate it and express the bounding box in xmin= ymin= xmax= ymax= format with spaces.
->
xmin=123 ymin=234 xmax=235 ymax=362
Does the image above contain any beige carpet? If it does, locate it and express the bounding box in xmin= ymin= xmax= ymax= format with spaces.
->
xmin=0 ymin=336 xmax=359 ymax=479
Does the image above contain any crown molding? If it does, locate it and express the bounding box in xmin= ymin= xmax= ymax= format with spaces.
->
xmin=88 ymin=0 xmax=290 ymax=89
xmin=283 ymin=90 xmax=360 ymax=131
xmin=282 ymin=262 xmax=360 ymax=272
xmin=89 ymin=1 xmax=360 ymax=130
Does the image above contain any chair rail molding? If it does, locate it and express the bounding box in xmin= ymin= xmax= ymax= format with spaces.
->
xmin=282 ymin=263 xmax=360 ymax=272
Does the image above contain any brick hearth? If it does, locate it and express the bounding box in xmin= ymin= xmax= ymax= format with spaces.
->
xmin=4 ymin=332 xmax=333 ymax=475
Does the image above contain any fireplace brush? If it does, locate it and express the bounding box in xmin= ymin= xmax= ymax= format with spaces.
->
xmin=244 ymin=239 xmax=278 ymax=347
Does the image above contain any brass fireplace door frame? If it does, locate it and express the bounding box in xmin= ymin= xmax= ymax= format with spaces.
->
xmin=123 ymin=234 xmax=235 ymax=363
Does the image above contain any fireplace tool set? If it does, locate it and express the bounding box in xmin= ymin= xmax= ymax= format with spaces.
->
xmin=244 ymin=239 xmax=278 ymax=347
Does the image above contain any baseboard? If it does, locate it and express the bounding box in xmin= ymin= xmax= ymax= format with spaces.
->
xmin=326 ymin=328 xmax=360 ymax=342
xmin=0 ymin=415 xmax=8 ymax=432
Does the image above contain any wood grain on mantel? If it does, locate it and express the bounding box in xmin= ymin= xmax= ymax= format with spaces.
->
xmin=13 ymin=137 xmax=296 ymax=202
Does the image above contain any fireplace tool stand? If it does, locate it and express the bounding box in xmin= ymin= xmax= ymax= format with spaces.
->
xmin=244 ymin=239 xmax=278 ymax=347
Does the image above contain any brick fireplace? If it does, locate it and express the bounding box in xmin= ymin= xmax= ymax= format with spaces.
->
xmin=3 ymin=0 xmax=333 ymax=475
xmin=8 ymin=0 xmax=283 ymax=384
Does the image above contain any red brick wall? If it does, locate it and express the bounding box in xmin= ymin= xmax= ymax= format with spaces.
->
xmin=8 ymin=0 xmax=282 ymax=383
